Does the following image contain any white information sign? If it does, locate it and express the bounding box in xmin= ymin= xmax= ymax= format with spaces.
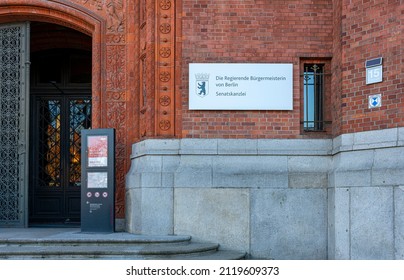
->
xmin=366 ymin=65 xmax=383 ymax=85
xmin=87 ymin=172 xmax=108 ymax=189
xmin=189 ymin=63 xmax=293 ymax=110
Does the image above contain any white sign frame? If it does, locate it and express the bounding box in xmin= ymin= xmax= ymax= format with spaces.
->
xmin=189 ymin=63 xmax=293 ymax=110
xmin=366 ymin=65 xmax=383 ymax=85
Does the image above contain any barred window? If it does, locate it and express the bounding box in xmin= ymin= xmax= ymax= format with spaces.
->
xmin=303 ymin=64 xmax=325 ymax=131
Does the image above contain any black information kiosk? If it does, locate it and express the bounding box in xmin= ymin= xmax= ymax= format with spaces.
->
xmin=81 ymin=129 xmax=115 ymax=233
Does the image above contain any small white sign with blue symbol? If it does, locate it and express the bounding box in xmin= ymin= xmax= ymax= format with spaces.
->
xmin=368 ymin=94 xmax=382 ymax=109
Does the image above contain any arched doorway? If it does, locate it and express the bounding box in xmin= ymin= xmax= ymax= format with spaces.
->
xmin=28 ymin=22 xmax=92 ymax=226
xmin=0 ymin=2 xmax=104 ymax=228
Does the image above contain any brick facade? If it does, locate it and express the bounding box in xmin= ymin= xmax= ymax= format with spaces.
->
xmin=0 ymin=0 xmax=403 ymax=224
xmin=339 ymin=0 xmax=404 ymax=134
xmin=179 ymin=0 xmax=403 ymax=139
xmin=331 ymin=0 xmax=343 ymax=136
xmin=180 ymin=0 xmax=334 ymax=139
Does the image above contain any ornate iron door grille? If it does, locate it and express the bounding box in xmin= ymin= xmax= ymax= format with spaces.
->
xmin=0 ymin=23 xmax=29 ymax=226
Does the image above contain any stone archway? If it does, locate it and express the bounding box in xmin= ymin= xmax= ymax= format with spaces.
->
xmin=0 ymin=0 xmax=104 ymax=127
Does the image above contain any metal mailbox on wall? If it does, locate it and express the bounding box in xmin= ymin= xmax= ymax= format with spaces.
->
xmin=81 ymin=129 xmax=115 ymax=233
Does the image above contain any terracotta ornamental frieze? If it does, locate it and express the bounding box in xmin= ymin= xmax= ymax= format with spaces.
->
xmin=155 ymin=0 xmax=175 ymax=136
xmin=71 ymin=0 xmax=127 ymax=217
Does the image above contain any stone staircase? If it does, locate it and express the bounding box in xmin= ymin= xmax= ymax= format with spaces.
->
xmin=0 ymin=228 xmax=246 ymax=260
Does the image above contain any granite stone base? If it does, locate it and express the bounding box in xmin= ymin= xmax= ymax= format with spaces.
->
xmin=126 ymin=127 xmax=404 ymax=259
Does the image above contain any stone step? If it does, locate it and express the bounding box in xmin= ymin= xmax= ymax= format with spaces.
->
xmin=1 ymin=233 xmax=192 ymax=246
xmin=0 ymin=228 xmax=246 ymax=260
xmin=0 ymin=242 xmax=218 ymax=259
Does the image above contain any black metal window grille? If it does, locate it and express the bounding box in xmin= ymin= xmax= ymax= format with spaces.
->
xmin=303 ymin=64 xmax=325 ymax=131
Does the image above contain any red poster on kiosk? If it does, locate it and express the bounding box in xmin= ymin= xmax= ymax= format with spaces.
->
xmin=87 ymin=135 xmax=108 ymax=167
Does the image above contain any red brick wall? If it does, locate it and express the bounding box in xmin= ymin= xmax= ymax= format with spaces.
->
xmin=340 ymin=0 xmax=404 ymax=134
xmin=179 ymin=0 xmax=334 ymax=138
xmin=331 ymin=0 xmax=343 ymax=136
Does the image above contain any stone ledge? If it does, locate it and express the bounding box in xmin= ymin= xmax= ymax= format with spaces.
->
xmin=131 ymin=127 xmax=404 ymax=158
xmin=398 ymin=127 xmax=404 ymax=146
xmin=333 ymin=128 xmax=402 ymax=154
xmin=132 ymin=138 xmax=333 ymax=157
xmin=258 ymin=139 xmax=332 ymax=155
xmin=131 ymin=139 xmax=180 ymax=158
xmin=131 ymin=127 xmax=404 ymax=159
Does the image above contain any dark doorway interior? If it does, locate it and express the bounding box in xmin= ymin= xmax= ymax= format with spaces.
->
xmin=29 ymin=23 xmax=92 ymax=226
